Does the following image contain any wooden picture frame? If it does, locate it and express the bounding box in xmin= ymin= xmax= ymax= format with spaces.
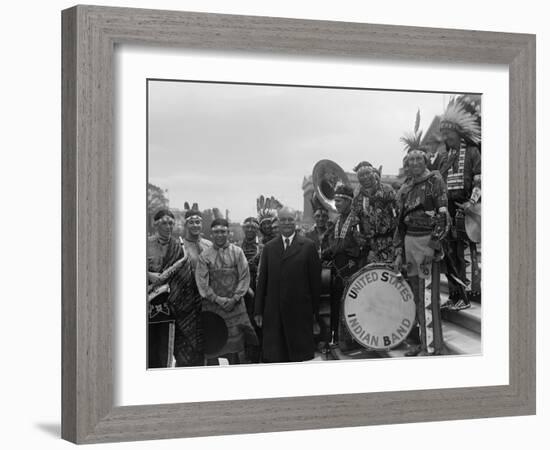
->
xmin=61 ymin=5 xmax=536 ymax=444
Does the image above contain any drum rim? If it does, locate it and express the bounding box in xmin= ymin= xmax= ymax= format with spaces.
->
xmin=342 ymin=264 xmax=415 ymax=351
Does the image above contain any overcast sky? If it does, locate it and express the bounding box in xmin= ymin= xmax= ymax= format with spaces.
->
xmin=148 ymin=80 xmax=450 ymax=221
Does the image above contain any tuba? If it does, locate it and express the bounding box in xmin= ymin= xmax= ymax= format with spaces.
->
xmin=312 ymin=159 xmax=350 ymax=215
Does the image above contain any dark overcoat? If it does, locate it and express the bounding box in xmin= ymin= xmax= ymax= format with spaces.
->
xmin=255 ymin=234 xmax=321 ymax=362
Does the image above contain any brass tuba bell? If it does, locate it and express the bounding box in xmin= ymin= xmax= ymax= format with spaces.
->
xmin=312 ymin=159 xmax=350 ymax=214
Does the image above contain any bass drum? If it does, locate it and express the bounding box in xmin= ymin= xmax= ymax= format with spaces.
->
xmin=342 ymin=264 xmax=416 ymax=350
xmin=147 ymin=286 xmax=175 ymax=368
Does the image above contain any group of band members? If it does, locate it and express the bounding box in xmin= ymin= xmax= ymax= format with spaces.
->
xmin=147 ymin=205 xmax=320 ymax=366
xmin=147 ymin=98 xmax=481 ymax=365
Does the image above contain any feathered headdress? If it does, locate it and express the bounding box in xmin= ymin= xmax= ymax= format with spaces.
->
xmin=211 ymin=208 xmax=224 ymax=220
xmin=183 ymin=202 xmax=202 ymax=222
xmin=183 ymin=201 xmax=199 ymax=212
xmin=256 ymin=195 xmax=283 ymax=224
xmin=455 ymin=94 xmax=481 ymax=123
xmin=400 ymin=109 xmax=425 ymax=152
xmin=440 ymin=97 xmax=481 ymax=145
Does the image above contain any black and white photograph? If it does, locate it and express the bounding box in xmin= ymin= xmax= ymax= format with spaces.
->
xmin=2 ymin=0 xmax=545 ymax=447
xmin=146 ymin=79 xmax=482 ymax=368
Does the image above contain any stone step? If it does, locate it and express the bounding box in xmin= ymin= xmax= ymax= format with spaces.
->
xmin=376 ymin=345 xmax=410 ymax=359
xmin=329 ymin=345 xmax=383 ymax=361
xmin=374 ymin=318 xmax=482 ymax=357
xmin=331 ymin=321 xmax=481 ymax=360
xmin=441 ymin=320 xmax=481 ymax=355
xmin=441 ymin=302 xmax=481 ymax=334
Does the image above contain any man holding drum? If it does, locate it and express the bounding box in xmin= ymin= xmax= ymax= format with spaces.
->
xmin=393 ymin=148 xmax=449 ymax=356
xmin=321 ymin=183 xmax=367 ymax=349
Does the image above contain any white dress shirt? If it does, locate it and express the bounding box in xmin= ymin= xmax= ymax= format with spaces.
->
xmin=281 ymin=232 xmax=296 ymax=250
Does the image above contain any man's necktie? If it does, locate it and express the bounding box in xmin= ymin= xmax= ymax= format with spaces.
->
xmin=284 ymin=238 xmax=290 ymax=251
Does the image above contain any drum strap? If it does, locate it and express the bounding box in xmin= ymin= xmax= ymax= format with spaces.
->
xmin=334 ymin=213 xmax=354 ymax=240
xmin=330 ymin=260 xmax=356 ymax=283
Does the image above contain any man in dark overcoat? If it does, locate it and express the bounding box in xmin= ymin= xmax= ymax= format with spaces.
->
xmin=254 ymin=207 xmax=321 ymax=363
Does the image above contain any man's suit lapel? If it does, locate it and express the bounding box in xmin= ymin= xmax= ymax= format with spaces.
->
xmin=282 ymin=235 xmax=303 ymax=261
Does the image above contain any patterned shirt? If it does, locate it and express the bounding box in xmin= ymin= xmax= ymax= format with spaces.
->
xmin=240 ymin=237 xmax=262 ymax=286
xmin=182 ymin=237 xmax=212 ymax=270
xmin=195 ymin=243 xmax=250 ymax=303
xmin=352 ymin=183 xmax=398 ymax=238
xmin=240 ymin=237 xmax=261 ymax=264
xmin=321 ymin=212 xmax=365 ymax=279
xmin=440 ymin=144 xmax=481 ymax=202
xmin=394 ymin=170 xmax=448 ymax=248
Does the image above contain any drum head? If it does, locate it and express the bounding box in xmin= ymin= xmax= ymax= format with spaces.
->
xmin=343 ymin=265 xmax=416 ymax=350
xmin=465 ymin=202 xmax=481 ymax=243
xmin=201 ymin=311 xmax=228 ymax=356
